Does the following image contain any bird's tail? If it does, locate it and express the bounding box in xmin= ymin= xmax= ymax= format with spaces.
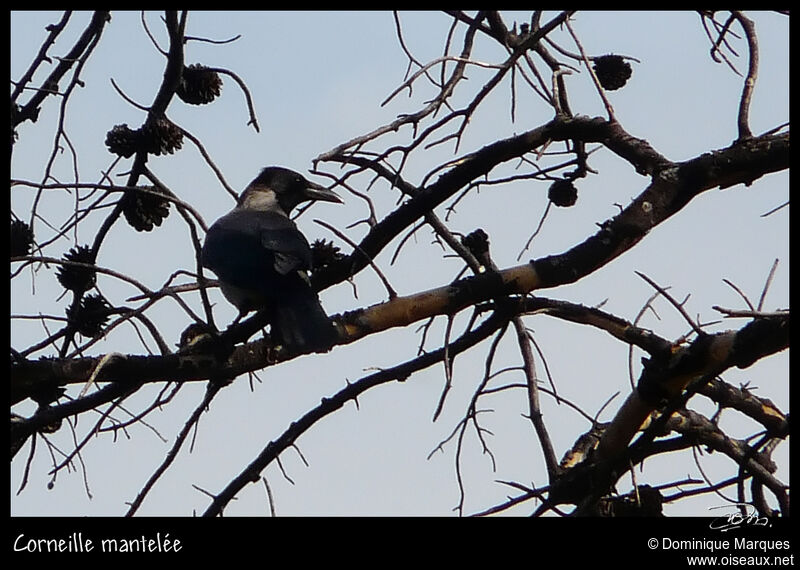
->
xmin=271 ymin=290 xmax=338 ymax=353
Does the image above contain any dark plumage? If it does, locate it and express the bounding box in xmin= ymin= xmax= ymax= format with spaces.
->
xmin=201 ymin=167 xmax=342 ymax=352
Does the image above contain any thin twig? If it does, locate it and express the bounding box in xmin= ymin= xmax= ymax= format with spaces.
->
xmin=563 ymin=18 xmax=615 ymax=122
xmin=757 ymin=258 xmax=779 ymax=311
xmin=125 ymin=382 xmax=224 ymax=516
xmin=635 ymin=271 xmax=705 ymax=337
xmin=731 ymin=12 xmax=758 ymax=140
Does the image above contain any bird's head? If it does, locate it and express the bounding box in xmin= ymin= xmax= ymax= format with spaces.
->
xmin=238 ymin=166 xmax=342 ymax=214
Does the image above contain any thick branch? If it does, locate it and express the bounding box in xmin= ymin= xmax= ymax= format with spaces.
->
xmin=596 ymin=314 xmax=790 ymax=465
xmin=12 ymin=129 xmax=788 ymax=404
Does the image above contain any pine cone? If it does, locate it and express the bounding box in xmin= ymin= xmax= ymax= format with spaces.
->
xmin=310 ymin=239 xmax=344 ymax=270
xmin=56 ymin=245 xmax=96 ymax=293
xmin=11 ymin=101 xmax=20 ymax=149
xmin=178 ymin=322 xmax=216 ymax=352
xmin=593 ymin=54 xmax=632 ymax=91
xmin=105 ymin=124 xmax=141 ymax=158
xmin=548 ymin=179 xmax=578 ymax=207
xmin=121 ymin=185 xmax=171 ymax=232
xmin=177 ymin=64 xmax=223 ymax=105
xmin=141 ymin=117 xmax=183 ymax=156
xmin=10 ymin=219 xmax=34 ymax=257
xmin=67 ymin=293 xmax=112 ymax=338
xmin=596 ymin=485 xmax=664 ymax=517
xmin=461 ymin=229 xmax=490 ymax=258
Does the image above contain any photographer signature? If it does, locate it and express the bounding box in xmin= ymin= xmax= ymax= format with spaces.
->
xmin=708 ymin=503 xmax=771 ymax=532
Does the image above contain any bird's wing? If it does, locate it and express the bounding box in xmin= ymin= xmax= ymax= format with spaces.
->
xmin=202 ymin=209 xmax=311 ymax=278
xmin=254 ymin=213 xmax=312 ymax=275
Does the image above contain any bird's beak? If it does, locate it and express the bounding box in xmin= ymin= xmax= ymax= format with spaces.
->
xmin=303 ymin=181 xmax=343 ymax=204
